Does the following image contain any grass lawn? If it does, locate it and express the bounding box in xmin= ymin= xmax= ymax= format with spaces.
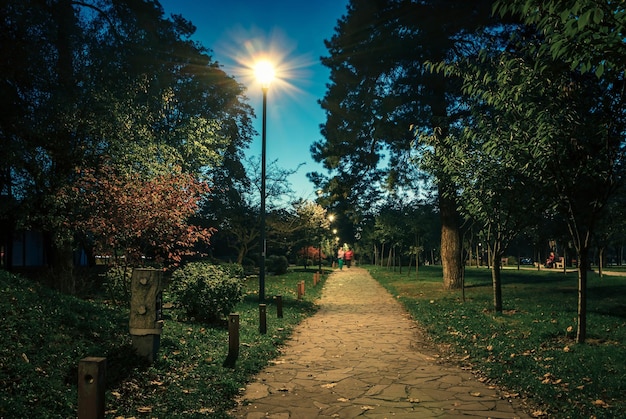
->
xmin=0 ymin=267 xmax=327 ymax=418
xmin=366 ymin=264 xmax=626 ymax=418
xmin=3 ymin=264 xmax=625 ymax=418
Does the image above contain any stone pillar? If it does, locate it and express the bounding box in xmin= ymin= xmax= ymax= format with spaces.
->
xmin=129 ymin=268 xmax=163 ymax=363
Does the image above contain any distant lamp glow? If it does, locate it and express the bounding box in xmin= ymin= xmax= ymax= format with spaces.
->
xmin=255 ymin=60 xmax=275 ymax=89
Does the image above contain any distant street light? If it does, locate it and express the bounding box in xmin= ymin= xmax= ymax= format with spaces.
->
xmin=255 ymin=60 xmax=274 ymax=302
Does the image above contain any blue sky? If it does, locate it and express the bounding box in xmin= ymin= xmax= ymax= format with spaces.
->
xmin=158 ymin=0 xmax=349 ymax=202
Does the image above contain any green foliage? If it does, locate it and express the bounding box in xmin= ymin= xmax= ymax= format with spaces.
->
xmin=494 ymin=0 xmax=626 ymax=77
xmin=169 ymin=262 xmax=244 ymax=323
xmin=266 ymin=255 xmax=289 ymax=275
xmin=0 ymin=268 xmax=324 ymax=418
xmin=218 ymin=262 xmax=245 ymax=280
xmin=103 ymin=264 xmax=133 ymax=305
xmin=368 ymin=264 xmax=626 ymax=418
xmin=0 ymin=270 xmax=130 ymax=418
xmin=1 ymin=0 xmax=254 ymax=288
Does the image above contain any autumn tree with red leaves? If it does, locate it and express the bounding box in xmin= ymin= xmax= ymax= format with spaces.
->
xmin=64 ymin=165 xmax=213 ymax=270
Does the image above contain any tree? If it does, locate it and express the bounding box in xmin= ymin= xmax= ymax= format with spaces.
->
xmin=62 ymin=165 xmax=213 ymax=267
xmin=312 ymin=0 xmax=503 ymax=290
xmin=0 ymin=0 xmax=254 ymax=292
xmin=430 ymin=22 xmax=548 ymax=311
xmin=294 ymin=200 xmax=331 ymax=269
xmin=455 ymin=0 xmax=626 ymax=341
xmin=445 ymin=126 xmax=544 ymax=311
xmin=202 ymin=156 xmax=301 ymax=265
xmin=495 ymin=0 xmax=626 ymax=78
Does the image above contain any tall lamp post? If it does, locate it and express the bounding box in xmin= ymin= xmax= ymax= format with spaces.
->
xmin=255 ymin=61 xmax=274 ymax=302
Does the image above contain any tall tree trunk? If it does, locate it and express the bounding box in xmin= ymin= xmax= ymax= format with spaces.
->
xmin=440 ymin=192 xmax=463 ymax=289
xmin=237 ymin=246 xmax=246 ymax=265
xmin=491 ymin=244 xmax=503 ymax=313
xmin=374 ymin=243 xmax=378 ymax=266
xmin=576 ymin=247 xmax=589 ymax=343
xmin=415 ymin=251 xmax=419 ymax=280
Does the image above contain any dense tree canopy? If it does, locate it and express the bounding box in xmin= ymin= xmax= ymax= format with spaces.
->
xmin=0 ymin=0 xmax=254 ymax=292
xmin=313 ymin=0 xmax=626 ymax=343
xmin=313 ymin=0 xmax=506 ymax=289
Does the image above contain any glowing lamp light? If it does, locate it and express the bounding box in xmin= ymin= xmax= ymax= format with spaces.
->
xmin=254 ymin=60 xmax=275 ymax=89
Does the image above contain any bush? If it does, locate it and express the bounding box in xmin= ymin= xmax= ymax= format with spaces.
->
xmin=219 ymin=262 xmax=245 ymax=280
xmin=266 ymin=255 xmax=289 ymax=275
xmin=169 ymin=262 xmax=244 ymax=323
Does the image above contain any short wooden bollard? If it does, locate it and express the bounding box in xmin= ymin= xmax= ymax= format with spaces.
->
xmin=224 ymin=313 xmax=239 ymax=367
xmin=275 ymin=295 xmax=283 ymax=318
xmin=259 ymin=304 xmax=267 ymax=334
xmin=78 ymin=357 xmax=106 ymax=419
xmin=297 ymin=280 xmax=305 ymax=299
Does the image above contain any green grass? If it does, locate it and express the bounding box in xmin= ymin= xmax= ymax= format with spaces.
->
xmin=366 ymin=264 xmax=626 ymax=418
xmin=4 ymin=265 xmax=625 ymax=418
xmin=0 ymin=267 xmax=327 ymax=418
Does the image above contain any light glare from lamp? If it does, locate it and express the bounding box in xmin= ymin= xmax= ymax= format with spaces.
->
xmin=255 ymin=60 xmax=275 ymax=88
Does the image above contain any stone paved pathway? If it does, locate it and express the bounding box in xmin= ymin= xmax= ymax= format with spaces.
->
xmin=229 ymin=267 xmax=531 ymax=418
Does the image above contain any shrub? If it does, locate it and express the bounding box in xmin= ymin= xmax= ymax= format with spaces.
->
xmin=266 ymin=255 xmax=289 ymax=275
xmin=169 ymin=262 xmax=243 ymax=323
xmin=219 ymin=262 xmax=245 ymax=280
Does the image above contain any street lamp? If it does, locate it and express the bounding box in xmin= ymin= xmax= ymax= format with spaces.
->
xmin=255 ymin=60 xmax=274 ymax=302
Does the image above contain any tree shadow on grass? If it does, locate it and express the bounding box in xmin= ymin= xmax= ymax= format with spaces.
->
xmin=104 ymin=344 xmax=152 ymax=388
xmin=66 ymin=344 xmax=152 ymax=390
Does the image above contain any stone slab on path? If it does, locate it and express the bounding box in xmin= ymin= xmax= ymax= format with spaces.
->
xmin=229 ymin=267 xmax=531 ymax=418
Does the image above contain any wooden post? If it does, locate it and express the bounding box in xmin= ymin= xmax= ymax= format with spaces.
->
xmin=259 ymin=304 xmax=267 ymax=334
xmin=275 ymin=295 xmax=283 ymax=318
xmin=300 ymin=280 xmax=305 ymax=297
xmin=78 ymin=357 xmax=106 ymax=419
xmin=224 ymin=313 xmax=239 ymax=367
xmin=297 ymin=281 xmax=303 ymax=299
